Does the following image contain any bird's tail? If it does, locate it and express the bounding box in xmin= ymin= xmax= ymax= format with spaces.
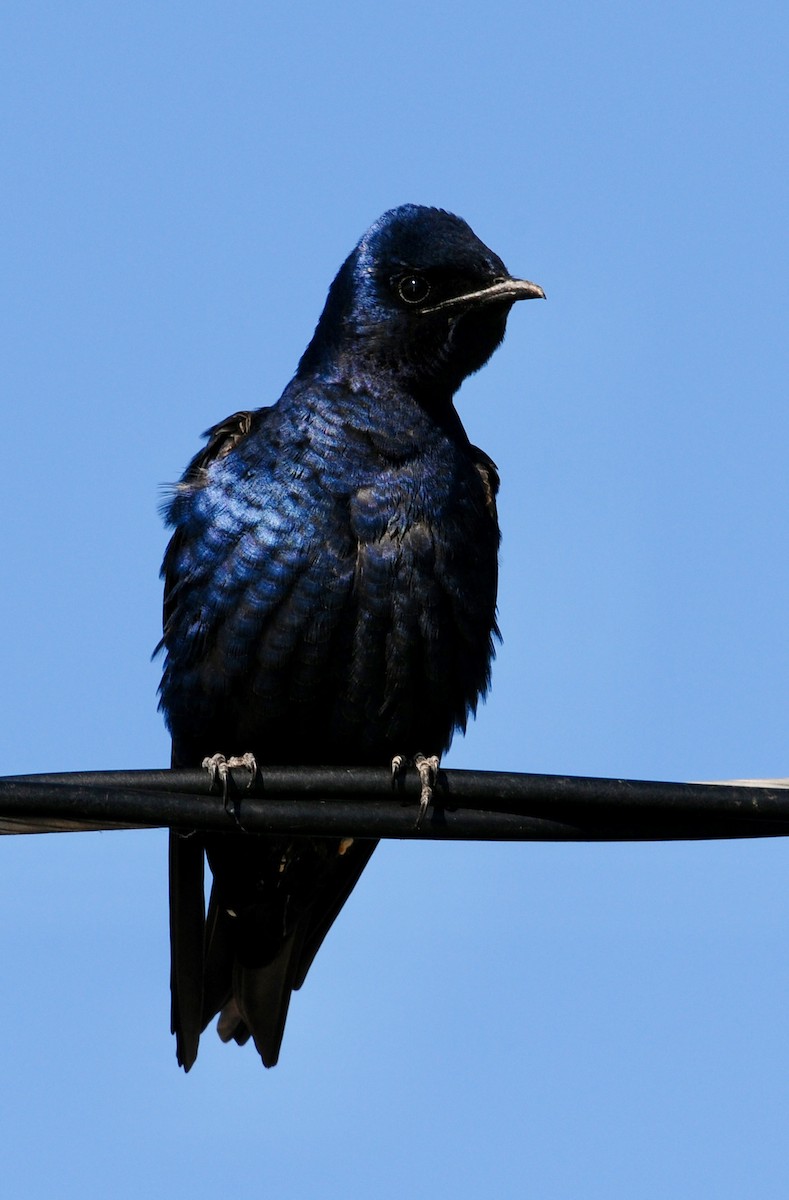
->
xmin=170 ymin=831 xmax=378 ymax=1070
xmin=169 ymin=830 xmax=206 ymax=1072
xmin=215 ymin=925 xmax=310 ymax=1067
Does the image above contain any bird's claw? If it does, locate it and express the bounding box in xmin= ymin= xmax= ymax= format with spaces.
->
xmin=414 ymin=753 xmax=440 ymax=829
xmin=390 ymin=753 xmax=440 ymax=825
xmin=231 ymin=752 xmax=258 ymax=788
xmin=202 ymin=752 xmax=258 ymax=818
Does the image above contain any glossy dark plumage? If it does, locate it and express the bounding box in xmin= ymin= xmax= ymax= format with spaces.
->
xmin=158 ymin=204 xmax=544 ymax=1069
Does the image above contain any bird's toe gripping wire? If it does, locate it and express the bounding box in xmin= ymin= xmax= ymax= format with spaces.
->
xmin=391 ymin=753 xmax=441 ymax=828
xmin=415 ymin=753 xmax=440 ymax=828
xmin=202 ymin=752 xmax=258 ymax=820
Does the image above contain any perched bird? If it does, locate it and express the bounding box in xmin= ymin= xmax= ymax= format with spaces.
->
xmin=158 ymin=204 xmax=544 ymax=1070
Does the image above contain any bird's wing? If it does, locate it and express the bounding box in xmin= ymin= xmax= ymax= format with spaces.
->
xmin=226 ymin=829 xmax=374 ymax=1065
xmin=162 ymin=404 xmax=380 ymax=1069
xmin=291 ymin=838 xmax=378 ymax=990
xmin=160 ymin=409 xmax=257 ymax=644
xmin=163 ymin=410 xmax=265 ymax=1072
xmin=159 ymin=400 xmax=359 ymax=753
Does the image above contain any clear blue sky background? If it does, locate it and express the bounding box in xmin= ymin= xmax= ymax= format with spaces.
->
xmin=2 ymin=3 xmax=788 ymax=1197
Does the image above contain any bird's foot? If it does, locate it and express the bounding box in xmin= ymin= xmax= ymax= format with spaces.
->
xmin=391 ymin=753 xmax=440 ymax=828
xmin=202 ymin=752 xmax=258 ymax=819
xmin=414 ymin=753 xmax=440 ymax=828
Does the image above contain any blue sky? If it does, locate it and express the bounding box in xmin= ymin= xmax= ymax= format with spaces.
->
xmin=2 ymin=3 xmax=788 ymax=1196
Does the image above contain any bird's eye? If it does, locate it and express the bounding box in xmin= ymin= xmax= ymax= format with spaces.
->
xmin=395 ymin=274 xmax=431 ymax=305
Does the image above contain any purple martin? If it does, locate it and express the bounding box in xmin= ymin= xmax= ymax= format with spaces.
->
xmin=158 ymin=205 xmax=544 ymax=1069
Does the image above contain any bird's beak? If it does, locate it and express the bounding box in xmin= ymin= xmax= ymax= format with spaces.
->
xmin=421 ymin=276 xmax=546 ymax=314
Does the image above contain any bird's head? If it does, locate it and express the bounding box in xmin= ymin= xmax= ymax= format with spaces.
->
xmin=298 ymin=205 xmax=544 ymax=399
